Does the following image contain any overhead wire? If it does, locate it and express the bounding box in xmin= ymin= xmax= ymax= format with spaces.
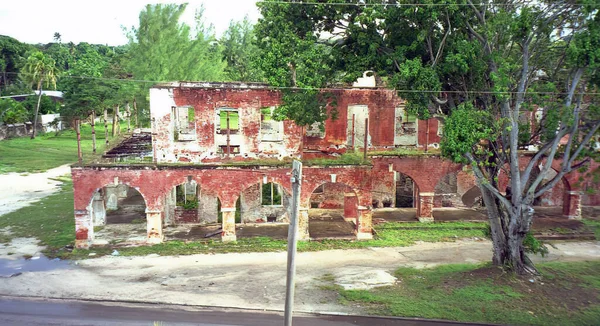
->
xmin=4 ymin=71 xmax=600 ymax=97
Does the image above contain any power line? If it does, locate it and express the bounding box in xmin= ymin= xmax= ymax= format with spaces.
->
xmin=6 ymin=72 xmax=600 ymax=96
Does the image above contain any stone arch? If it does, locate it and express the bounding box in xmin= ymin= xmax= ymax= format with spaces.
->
xmin=394 ymin=171 xmax=417 ymax=208
xmin=85 ymin=182 xmax=148 ymax=246
xmin=164 ymin=177 xmax=202 ymax=225
xmin=238 ymin=180 xmax=291 ymax=223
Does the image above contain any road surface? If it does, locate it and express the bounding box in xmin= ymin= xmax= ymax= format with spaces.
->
xmin=0 ymin=297 xmax=478 ymax=326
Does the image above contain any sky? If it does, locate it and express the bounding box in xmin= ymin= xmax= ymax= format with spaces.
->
xmin=0 ymin=0 xmax=261 ymax=46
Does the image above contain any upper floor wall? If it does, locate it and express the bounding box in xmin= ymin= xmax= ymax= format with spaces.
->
xmin=150 ymin=82 xmax=443 ymax=163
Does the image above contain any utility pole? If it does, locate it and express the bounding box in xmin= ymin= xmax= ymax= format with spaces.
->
xmin=284 ymin=160 xmax=302 ymax=326
xmin=75 ymin=119 xmax=82 ymax=164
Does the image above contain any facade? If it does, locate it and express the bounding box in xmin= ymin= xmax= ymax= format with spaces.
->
xmin=71 ymin=82 xmax=599 ymax=249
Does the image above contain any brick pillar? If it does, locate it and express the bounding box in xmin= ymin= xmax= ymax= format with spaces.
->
xmin=356 ymin=207 xmax=373 ymax=240
xmin=221 ymin=207 xmax=237 ymax=242
xmin=298 ymin=207 xmax=310 ymax=240
xmin=146 ymin=210 xmax=163 ymax=244
xmin=75 ymin=209 xmax=93 ymax=249
xmin=417 ymin=192 xmax=435 ymax=222
xmin=563 ymin=191 xmax=582 ymax=220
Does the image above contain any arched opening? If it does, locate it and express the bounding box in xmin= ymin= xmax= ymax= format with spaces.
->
xmin=238 ymin=182 xmax=290 ymax=223
xmin=165 ymin=179 xmax=202 ymax=224
xmin=89 ymin=184 xmax=147 ymax=244
xmin=394 ymin=172 xmax=416 ymax=208
xmin=308 ymin=182 xmax=357 ymax=239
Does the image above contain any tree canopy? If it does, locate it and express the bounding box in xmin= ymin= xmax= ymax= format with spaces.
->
xmin=125 ymin=3 xmax=226 ymax=82
xmin=256 ymin=0 xmax=600 ymax=274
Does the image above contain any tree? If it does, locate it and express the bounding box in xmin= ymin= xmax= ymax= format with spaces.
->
xmin=0 ymin=35 xmax=33 ymax=93
xmin=257 ymin=0 xmax=600 ymax=274
xmin=221 ymin=16 xmax=264 ymax=82
xmin=440 ymin=1 xmax=600 ymax=274
xmin=0 ymin=98 xmax=28 ymax=124
xmin=125 ymin=3 xmax=226 ymax=82
xmin=255 ymin=1 xmax=336 ymax=127
xmin=21 ymin=51 xmax=58 ymax=139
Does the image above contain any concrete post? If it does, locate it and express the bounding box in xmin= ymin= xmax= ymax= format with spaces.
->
xmin=563 ymin=190 xmax=582 ymax=220
xmin=417 ymin=192 xmax=435 ymax=222
xmin=356 ymin=207 xmax=373 ymax=240
xmin=146 ymin=210 xmax=163 ymax=244
xmin=297 ymin=207 xmax=310 ymax=240
xmin=75 ymin=210 xmax=94 ymax=249
xmin=221 ymin=207 xmax=237 ymax=242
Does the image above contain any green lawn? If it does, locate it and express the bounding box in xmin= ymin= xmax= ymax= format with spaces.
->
xmin=330 ymin=261 xmax=600 ymax=325
xmin=0 ymin=123 xmax=125 ymax=174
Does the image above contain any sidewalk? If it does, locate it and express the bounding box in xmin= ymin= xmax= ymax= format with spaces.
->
xmin=0 ymin=239 xmax=598 ymax=314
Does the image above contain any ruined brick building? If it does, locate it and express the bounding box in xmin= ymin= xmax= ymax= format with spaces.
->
xmin=71 ymin=82 xmax=599 ymax=248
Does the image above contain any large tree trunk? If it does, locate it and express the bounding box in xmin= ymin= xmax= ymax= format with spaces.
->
xmin=30 ymin=80 xmax=43 ymax=139
xmin=487 ymin=199 xmax=537 ymax=275
xmin=480 ymin=186 xmax=508 ymax=265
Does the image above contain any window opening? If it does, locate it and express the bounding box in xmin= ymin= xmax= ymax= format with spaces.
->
xmin=219 ymin=110 xmax=239 ymax=134
xmin=262 ymin=182 xmax=282 ymax=206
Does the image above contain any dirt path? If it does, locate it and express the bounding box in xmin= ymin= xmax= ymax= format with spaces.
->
xmin=0 ymin=239 xmax=598 ymax=314
xmin=0 ymin=164 xmax=71 ymax=216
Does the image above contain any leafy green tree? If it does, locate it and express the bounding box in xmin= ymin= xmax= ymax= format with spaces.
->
xmin=0 ymin=98 xmax=28 ymax=124
xmin=0 ymin=35 xmax=34 ymax=93
xmin=61 ymin=45 xmax=108 ymax=121
xmin=125 ymin=3 xmax=225 ymax=82
xmin=255 ymin=1 xmax=336 ymax=127
xmin=257 ymin=0 xmax=600 ymax=274
xmin=22 ymin=95 xmax=60 ymax=116
xmin=221 ymin=16 xmax=264 ymax=82
xmin=21 ymin=51 xmax=58 ymax=139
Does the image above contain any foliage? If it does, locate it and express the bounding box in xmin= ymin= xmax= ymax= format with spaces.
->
xmin=221 ymin=16 xmax=264 ymax=82
xmin=255 ymin=1 xmax=336 ymax=125
xmin=21 ymin=51 xmax=58 ymax=90
xmin=125 ymin=3 xmax=225 ymax=82
xmin=0 ymin=35 xmax=34 ymax=90
xmin=441 ymin=103 xmax=498 ymax=164
xmin=522 ymin=232 xmax=549 ymax=257
xmin=0 ymin=98 xmax=28 ymax=124
xmin=21 ymin=95 xmax=60 ymax=115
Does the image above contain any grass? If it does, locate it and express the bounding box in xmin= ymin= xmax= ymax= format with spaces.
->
xmin=71 ymin=221 xmax=487 ymax=259
xmin=0 ymin=180 xmax=76 ymax=257
xmin=368 ymin=147 xmax=442 ymax=157
xmin=582 ymin=219 xmax=600 ymax=240
xmin=328 ymin=261 xmax=600 ymax=325
xmin=0 ymin=122 xmax=127 ymax=174
xmin=0 ymin=175 xmax=489 ymax=259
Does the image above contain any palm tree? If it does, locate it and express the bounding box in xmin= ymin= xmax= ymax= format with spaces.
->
xmin=22 ymin=51 xmax=57 ymax=139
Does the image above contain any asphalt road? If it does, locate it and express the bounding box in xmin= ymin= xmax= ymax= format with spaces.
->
xmin=0 ymin=297 xmax=480 ymax=326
